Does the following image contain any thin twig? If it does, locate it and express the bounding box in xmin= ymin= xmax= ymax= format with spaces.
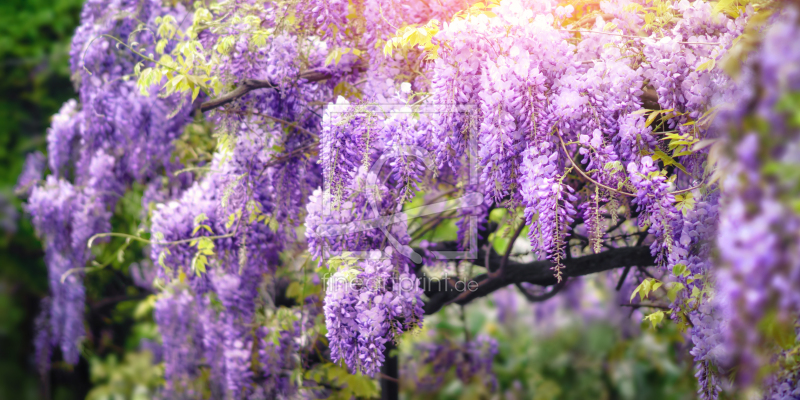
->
xmin=620 ymin=303 xmax=671 ymax=310
xmin=557 ymin=130 xmax=707 ymax=197
xmin=571 ymin=13 xmax=616 ymax=28
xmin=556 ymin=131 xmax=637 ymax=197
xmin=499 ymin=222 xmax=526 ymax=274
xmin=220 ymin=109 xmax=319 ymax=138
xmin=616 ymin=266 xmax=631 ymax=291
xmin=637 ymin=265 xmax=657 ymax=279
xmin=561 ymin=29 xmax=720 ymax=45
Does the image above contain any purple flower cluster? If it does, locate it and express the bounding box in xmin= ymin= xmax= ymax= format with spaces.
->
xmin=711 ymin=8 xmax=800 ymax=389
xmin=15 ymin=151 xmax=46 ymax=197
xmin=155 ymin=288 xmax=201 ymax=396
xmin=324 ymin=256 xmax=424 ymax=376
xmin=19 ymin=0 xmax=800 ymax=397
xmin=402 ymin=334 xmax=499 ymax=392
xmin=520 ymin=141 xmax=577 ymax=278
xmin=25 ymin=0 xmax=195 ymax=371
xmin=627 ymin=156 xmax=680 ymax=264
xmin=26 ymin=177 xmax=86 ymax=365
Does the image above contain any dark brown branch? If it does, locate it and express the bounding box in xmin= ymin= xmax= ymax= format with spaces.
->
xmin=615 ymin=266 xmax=632 ymax=291
xmin=199 ymin=79 xmax=278 ymax=112
xmin=422 ymin=245 xmax=655 ymax=314
xmin=641 ymin=86 xmax=660 ymax=110
xmin=620 ymin=303 xmax=671 ymax=310
xmin=198 ymin=66 xmax=364 ymax=113
xmin=499 ymin=222 xmax=526 ymax=273
xmin=637 ymin=264 xmax=658 ymax=279
xmin=516 ymin=280 xmax=566 ymax=302
xmin=90 ymin=293 xmax=150 ymax=310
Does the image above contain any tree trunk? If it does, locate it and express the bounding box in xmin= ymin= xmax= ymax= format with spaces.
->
xmin=380 ymin=341 xmax=398 ymax=400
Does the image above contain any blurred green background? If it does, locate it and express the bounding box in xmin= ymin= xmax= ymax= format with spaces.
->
xmin=0 ymin=0 xmax=85 ymax=398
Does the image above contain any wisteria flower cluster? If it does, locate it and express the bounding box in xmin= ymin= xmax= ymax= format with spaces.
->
xmin=18 ymin=0 xmax=800 ymax=398
xmin=324 ymin=254 xmax=424 ymax=377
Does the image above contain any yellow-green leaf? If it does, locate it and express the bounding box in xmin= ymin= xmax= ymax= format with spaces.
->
xmin=667 ymin=282 xmax=685 ymax=302
xmin=644 ymin=310 xmax=665 ymax=329
xmin=695 ymin=59 xmax=716 ymax=73
xmin=645 ymin=110 xmax=660 ymax=127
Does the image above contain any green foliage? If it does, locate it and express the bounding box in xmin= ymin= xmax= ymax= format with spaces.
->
xmin=305 ymin=363 xmax=380 ymax=399
xmin=674 ymin=193 xmax=696 ymax=215
xmin=630 ymin=278 xmax=663 ymax=302
xmin=488 ymin=208 xmax=527 ymax=255
xmin=190 ymin=236 xmax=214 ymax=276
xmin=644 ymin=310 xmax=665 ymax=329
xmin=713 ymin=0 xmax=752 ymax=18
xmin=695 ymin=58 xmax=716 ymax=73
xmin=402 ymin=285 xmax=698 ymax=400
xmin=134 ymin=13 xmax=221 ymax=101
xmin=383 ymin=19 xmax=441 ymax=60
xmin=0 ymin=1 xmax=83 ymax=398
xmin=86 ymin=351 xmax=163 ymax=400
xmin=453 ymin=0 xmax=502 ymax=20
xmin=0 ymin=0 xmax=83 ymax=186
xmin=325 ymin=46 xmax=363 ymax=66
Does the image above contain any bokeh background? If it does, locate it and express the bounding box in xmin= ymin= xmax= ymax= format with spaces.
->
xmin=1 ymin=0 xmax=87 ymax=398
xmin=0 ymin=1 xmax=702 ymax=399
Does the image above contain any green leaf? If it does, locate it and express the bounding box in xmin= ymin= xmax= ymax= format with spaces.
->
xmin=652 ymin=150 xmax=689 ymax=174
xmin=630 ymin=283 xmax=642 ymax=302
xmin=604 ymin=161 xmax=623 ymax=173
xmin=310 ymin=363 xmax=380 ymax=399
xmin=713 ymin=0 xmax=744 ymax=17
xmin=645 ymin=110 xmax=660 ymax=127
xmin=675 ymin=193 xmax=695 ymax=214
xmin=644 ymin=310 xmax=665 ymax=329
xmin=191 ymin=224 xmax=211 ymax=235
xmin=695 ymin=58 xmax=716 ymax=73
xmin=690 ymin=286 xmax=701 ymax=300
xmin=631 ymin=278 xmax=662 ymax=301
xmin=667 ymin=282 xmax=685 ymax=302
xmin=286 ymin=281 xmax=302 ymax=300
xmin=268 ymin=218 xmax=279 ymax=232
xmin=133 ymin=295 xmax=157 ymax=320
xmin=672 ymin=263 xmax=687 ymax=277
xmin=192 ymin=254 xmax=207 ymax=276
xmin=651 ymin=281 xmax=663 ymax=293
xmin=193 ymin=213 xmax=208 ymax=225
xmin=196 ymin=237 xmax=214 ymax=251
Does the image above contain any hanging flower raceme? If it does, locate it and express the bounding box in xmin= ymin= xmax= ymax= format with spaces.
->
xmin=401 ymin=334 xmax=498 ymax=392
xmin=324 ymin=254 xmax=424 ymax=377
xmin=26 ymin=177 xmax=86 ymax=366
xmin=155 ymin=287 xmax=202 ymax=397
xmin=520 ymin=141 xmax=577 ymax=280
xmin=627 ymin=156 xmax=681 ymax=265
xmin=713 ymin=11 xmax=800 ymax=380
